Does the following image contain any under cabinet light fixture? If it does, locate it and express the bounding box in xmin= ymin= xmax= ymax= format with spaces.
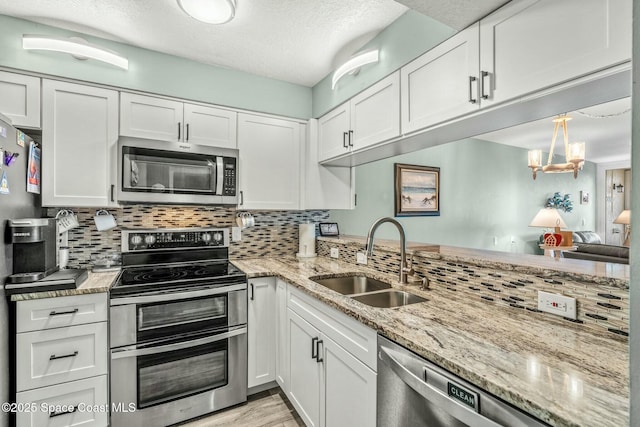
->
xmin=332 ymin=50 xmax=379 ymax=90
xmin=22 ymin=35 xmax=129 ymax=70
xmin=178 ymin=0 xmax=237 ymax=24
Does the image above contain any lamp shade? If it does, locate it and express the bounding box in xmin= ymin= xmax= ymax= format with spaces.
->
xmin=613 ymin=209 xmax=631 ymax=225
xmin=529 ymin=208 xmax=568 ymax=229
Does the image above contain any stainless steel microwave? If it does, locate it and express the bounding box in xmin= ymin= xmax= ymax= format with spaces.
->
xmin=117 ymin=137 xmax=238 ymax=205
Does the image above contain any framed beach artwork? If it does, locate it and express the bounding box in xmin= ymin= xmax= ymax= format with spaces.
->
xmin=394 ymin=163 xmax=440 ymax=217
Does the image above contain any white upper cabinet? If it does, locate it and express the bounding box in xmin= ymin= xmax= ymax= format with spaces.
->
xmin=42 ymin=80 xmax=118 ymax=207
xmin=305 ymin=119 xmax=355 ymax=210
xmin=401 ymin=24 xmax=480 ymax=134
xmin=120 ymin=92 xmax=237 ymax=148
xmin=318 ymin=72 xmax=400 ymax=162
xmin=0 ymin=71 xmax=41 ymax=128
xmin=480 ymin=0 xmax=632 ymax=106
xmin=237 ymin=113 xmax=302 ymax=210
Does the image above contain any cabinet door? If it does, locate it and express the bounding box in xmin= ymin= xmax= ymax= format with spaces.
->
xmin=275 ymin=279 xmax=289 ymax=390
xmin=350 ymin=72 xmax=400 ymax=151
xmin=247 ymin=277 xmax=276 ymax=388
xmin=0 ymin=71 xmax=41 ymax=128
xmin=480 ymin=0 xmax=632 ymax=105
xmin=183 ymin=103 xmax=237 ymax=148
xmin=304 ymin=119 xmax=354 ymax=210
xmin=42 ymin=80 xmax=118 ymax=207
xmin=401 ymin=24 xmax=480 ymax=134
xmin=288 ymin=309 xmax=322 ymax=427
xmin=322 ymin=336 xmax=377 ymax=427
xmin=318 ymin=103 xmax=350 ymax=162
xmin=120 ymin=92 xmax=184 ymax=141
xmin=237 ymin=113 xmax=301 ymax=210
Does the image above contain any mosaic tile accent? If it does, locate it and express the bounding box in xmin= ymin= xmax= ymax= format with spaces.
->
xmin=317 ymin=239 xmax=629 ymax=339
xmin=46 ymin=207 xmax=328 ymax=269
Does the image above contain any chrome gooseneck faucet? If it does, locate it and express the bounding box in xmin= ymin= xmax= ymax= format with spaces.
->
xmin=365 ymin=217 xmax=410 ymax=284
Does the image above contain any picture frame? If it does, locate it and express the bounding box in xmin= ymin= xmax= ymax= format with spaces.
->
xmin=580 ymin=191 xmax=589 ymax=204
xmin=394 ymin=163 xmax=440 ymax=217
xmin=319 ymin=222 xmax=339 ymax=237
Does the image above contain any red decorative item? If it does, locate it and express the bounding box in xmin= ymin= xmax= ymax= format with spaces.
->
xmin=543 ymin=233 xmax=563 ymax=247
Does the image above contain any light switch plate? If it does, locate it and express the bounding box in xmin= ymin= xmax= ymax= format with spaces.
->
xmin=330 ymin=248 xmax=339 ymax=259
xmin=356 ymin=252 xmax=368 ymax=265
xmin=231 ymin=226 xmax=242 ymax=242
xmin=537 ymin=291 xmax=576 ymax=320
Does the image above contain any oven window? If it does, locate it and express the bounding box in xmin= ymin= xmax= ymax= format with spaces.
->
xmin=137 ymin=339 xmax=228 ymax=408
xmin=138 ymin=295 xmax=228 ymax=339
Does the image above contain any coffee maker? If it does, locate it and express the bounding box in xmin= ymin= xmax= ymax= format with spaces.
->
xmin=7 ymin=218 xmax=57 ymax=283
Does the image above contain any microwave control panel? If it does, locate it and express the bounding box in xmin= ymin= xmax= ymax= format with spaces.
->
xmin=222 ymin=158 xmax=237 ymax=196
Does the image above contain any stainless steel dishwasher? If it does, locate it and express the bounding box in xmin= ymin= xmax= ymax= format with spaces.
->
xmin=377 ymin=336 xmax=549 ymax=427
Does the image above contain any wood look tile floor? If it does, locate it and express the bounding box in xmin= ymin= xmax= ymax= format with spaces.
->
xmin=177 ymin=388 xmax=305 ymax=427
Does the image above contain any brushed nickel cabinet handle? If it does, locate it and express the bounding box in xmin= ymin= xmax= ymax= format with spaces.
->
xmin=468 ymin=76 xmax=477 ymax=104
xmin=178 ymin=122 xmax=181 ymax=140
xmin=481 ymin=71 xmax=490 ymax=100
xmin=49 ymin=308 xmax=78 ymax=316
xmin=50 ymin=406 xmax=77 ymax=418
xmin=49 ymin=350 xmax=78 ymax=360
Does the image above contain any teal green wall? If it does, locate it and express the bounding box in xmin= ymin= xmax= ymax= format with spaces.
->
xmin=329 ymin=139 xmax=597 ymax=255
xmin=0 ymin=15 xmax=312 ymax=119
xmin=311 ymin=10 xmax=454 ymax=118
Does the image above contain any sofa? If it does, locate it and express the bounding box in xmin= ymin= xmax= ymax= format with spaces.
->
xmin=540 ymin=231 xmax=629 ymax=264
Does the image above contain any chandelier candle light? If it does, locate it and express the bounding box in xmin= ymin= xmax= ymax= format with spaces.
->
xmin=528 ymin=115 xmax=585 ymax=180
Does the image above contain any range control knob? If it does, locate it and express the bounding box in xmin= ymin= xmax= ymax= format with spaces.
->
xmin=130 ymin=235 xmax=143 ymax=245
xmin=144 ymin=235 xmax=156 ymax=245
xmin=201 ymin=233 xmax=212 ymax=243
xmin=213 ymin=232 xmax=223 ymax=243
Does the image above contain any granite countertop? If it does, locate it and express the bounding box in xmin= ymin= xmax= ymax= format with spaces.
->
xmin=231 ymin=256 xmax=628 ymax=427
xmin=10 ymin=270 xmax=119 ymax=302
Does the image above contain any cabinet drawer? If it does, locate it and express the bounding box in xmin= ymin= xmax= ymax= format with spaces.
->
xmin=17 ymin=293 xmax=108 ymax=333
xmin=17 ymin=323 xmax=108 ymax=392
xmin=288 ymin=286 xmax=377 ymax=371
xmin=16 ymin=375 xmax=108 ymax=427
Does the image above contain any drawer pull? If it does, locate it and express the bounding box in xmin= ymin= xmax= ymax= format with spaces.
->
xmin=50 ymin=406 xmax=77 ymax=418
xmin=49 ymin=308 xmax=79 ymax=316
xmin=49 ymin=351 xmax=78 ymax=361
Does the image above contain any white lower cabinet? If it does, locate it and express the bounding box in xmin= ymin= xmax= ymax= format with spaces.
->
xmin=248 ymin=277 xmax=277 ymax=388
xmin=275 ymin=279 xmax=289 ymax=389
xmin=16 ymin=375 xmax=108 ymax=427
xmin=286 ymin=284 xmax=377 ymax=427
xmin=14 ymin=294 xmax=109 ymax=427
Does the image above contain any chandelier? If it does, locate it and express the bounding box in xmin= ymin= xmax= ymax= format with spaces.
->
xmin=527 ymin=115 xmax=585 ymax=180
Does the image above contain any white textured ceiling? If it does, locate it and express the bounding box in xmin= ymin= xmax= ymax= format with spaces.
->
xmin=0 ymin=0 xmax=411 ymax=86
xmin=477 ymin=98 xmax=632 ymax=165
xmin=394 ymin=0 xmax=509 ymax=30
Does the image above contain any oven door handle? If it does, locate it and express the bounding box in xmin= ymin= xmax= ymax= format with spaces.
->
xmin=111 ymin=326 xmax=247 ymax=359
xmin=110 ymin=283 xmax=246 ymax=305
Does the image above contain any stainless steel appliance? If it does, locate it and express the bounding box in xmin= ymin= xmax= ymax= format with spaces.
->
xmin=377 ymin=335 xmax=548 ymax=427
xmin=110 ymin=228 xmax=247 ymax=427
xmin=7 ymin=218 xmax=57 ymax=283
xmin=117 ymin=136 xmax=238 ymax=205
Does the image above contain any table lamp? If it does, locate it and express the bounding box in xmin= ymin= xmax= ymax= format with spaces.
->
xmin=529 ymin=208 xmax=569 ymax=247
xmin=613 ymin=209 xmax=630 ymax=246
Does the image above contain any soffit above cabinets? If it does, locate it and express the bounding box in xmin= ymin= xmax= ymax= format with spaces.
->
xmin=394 ymin=0 xmax=510 ymax=30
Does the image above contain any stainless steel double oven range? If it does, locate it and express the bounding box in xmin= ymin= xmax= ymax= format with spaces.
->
xmin=110 ymin=228 xmax=247 ymax=427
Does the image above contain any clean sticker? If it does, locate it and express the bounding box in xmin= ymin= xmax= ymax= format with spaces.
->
xmin=0 ymin=170 xmax=10 ymax=194
xmin=16 ymin=130 xmax=25 ymax=147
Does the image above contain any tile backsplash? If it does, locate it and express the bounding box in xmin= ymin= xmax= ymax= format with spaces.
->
xmin=317 ymin=239 xmax=629 ymax=339
xmin=46 ymin=206 xmax=328 ymax=268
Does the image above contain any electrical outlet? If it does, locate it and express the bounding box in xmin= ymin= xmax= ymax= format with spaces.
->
xmin=330 ymin=248 xmax=339 ymax=259
xmin=231 ymin=226 xmax=242 ymax=242
xmin=537 ymin=291 xmax=576 ymax=320
xmin=356 ymin=252 xmax=368 ymax=265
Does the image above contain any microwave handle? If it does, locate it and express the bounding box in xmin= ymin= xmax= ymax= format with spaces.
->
xmin=216 ymin=157 xmax=224 ymax=195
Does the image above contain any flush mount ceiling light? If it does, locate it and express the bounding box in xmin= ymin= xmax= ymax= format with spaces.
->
xmin=527 ymin=114 xmax=585 ymax=180
xmin=178 ymin=0 xmax=237 ymax=24
xmin=22 ymin=35 xmax=128 ymax=70
xmin=331 ymin=50 xmax=379 ymax=90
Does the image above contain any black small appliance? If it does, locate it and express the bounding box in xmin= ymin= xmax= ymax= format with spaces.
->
xmin=7 ymin=218 xmax=58 ymax=283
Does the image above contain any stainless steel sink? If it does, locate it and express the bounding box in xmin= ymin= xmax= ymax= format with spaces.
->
xmin=351 ymin=290 xmax=427 ymax=308
xmin=312 ymin=275 xmax=391 ymax=295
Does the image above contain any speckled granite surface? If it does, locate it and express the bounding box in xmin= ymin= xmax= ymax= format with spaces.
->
xmin=9 ymin=270 xmax=119 ymax=302
xmin=231 ymin=256 xmax=628 ymax=427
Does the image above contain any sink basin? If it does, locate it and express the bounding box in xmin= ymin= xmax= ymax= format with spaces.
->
xmin=312 ymin=275 xmax=391 ymax=295
xmin=351 ymin=290 xmax=427 ymax=308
